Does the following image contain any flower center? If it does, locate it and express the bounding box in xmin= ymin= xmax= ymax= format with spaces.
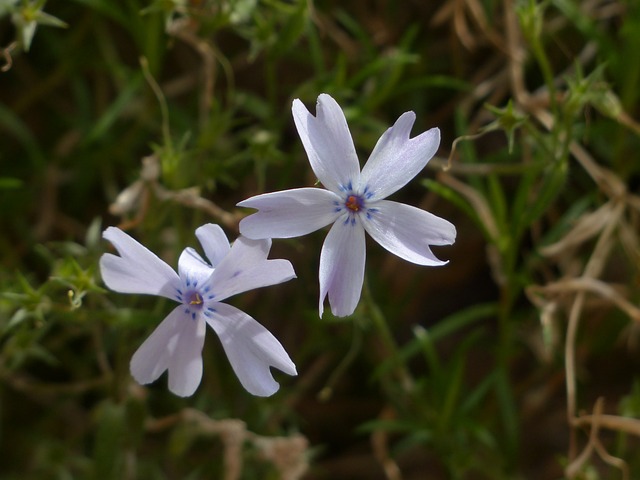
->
xmin=187 ymin=291 xmax=203 ymax=307
xmin=184 ymin=290 xmax=204 ymax=311
xmin=345 ymin=194 xmax=363 ymax=212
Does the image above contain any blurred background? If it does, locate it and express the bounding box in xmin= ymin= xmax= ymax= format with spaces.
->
xmin=1 ymin=0 xmax=640 ymax=478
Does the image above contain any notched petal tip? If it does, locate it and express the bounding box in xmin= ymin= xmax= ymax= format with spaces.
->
xmin=393 ymin=110 xmax=417 ymax=136
xmin=360 ymin=120 xmax=441 ymax=200
xmin=195 ymin=223 xmax=225 ymax=240
xmin=195 ymin=223 xmax=231 ymax=268
xmin=99 ymin=227 xmax=180 ymax=298
xmin=291 ymin=97 xmax=305 ymax=111
xmin=205 ymin=303 xmax=297 ymax=397
xmin=317 ymin=93 xmax=337 ymax=108
xmin=130 ymin=307 xmax=206 ymax=397
xmin=236 ymin=235 xmax=272 ymax=252
xmin=292 ymin=93 xmax=361 ymax=194
xmin=363 ymin=200 xmax=455 ymax=266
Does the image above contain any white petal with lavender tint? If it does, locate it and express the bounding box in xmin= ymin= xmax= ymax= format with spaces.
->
xmin=195 ymin=223 xmax=230 ymax=268
xmin=100 ymin=227 xmax=180 ymax=299
xmin=205 ymin=302 xmax=296 ymax=397
xmin=292 ymin=94 xmax=361 ymax=194
xmin=130 ymin=307 xmax=181 ymax=387
xmin=363 ymin=200 xmax=456 ymax=265
xmin=129 ymin=305 xmax=205 ymax=397
xmin=238 ymin=188 xmax=342 ymax=239
xmin=167 ymin=312 xmax=206 ymax=397
xmin=178 ymin=248 xmax=213 ymax=283
xmin=360 ymin=113 xmax=440 ymax=200
xmin=208 ymin=236 xmax=296 ymax=301
xmin=101 ymin=223 xmax=299 ymax=398
xmin=319 ymin=218 xmax=366 ymax=317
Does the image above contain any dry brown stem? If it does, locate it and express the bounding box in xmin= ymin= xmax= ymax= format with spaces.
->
xmin=109 ymin=155 xmax=240 ymax=231
xmin=566 ymin=399 xmax=629 ymax=480
xmin=439 ymin=173 xmax=499 ymax=243
xmin=529 ymin=277 xmax=640 ymax=323
xmin=166 ymin=16 xmax=233 ymax=126
xmin=573 ymin=414 xmax=640 ymax=438
xmin=146 ymin=408 xmax=309 ymax=480
xmin=431 ymin=0 xmax=640 ymax=474
xmin=371 ymin=406 xmax=403 ymax=480
xmin=1 ymin=41 xmax=18 ymax=72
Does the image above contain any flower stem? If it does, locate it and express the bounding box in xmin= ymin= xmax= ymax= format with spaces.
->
xmin=361 ymin=279 xmax=414 ymax=394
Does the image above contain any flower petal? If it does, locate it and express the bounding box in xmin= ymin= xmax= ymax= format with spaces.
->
xmin=130 ymin=309 xmax=179 ymax=387
xmin=195 ymin=223 xmax=230 ymax=268
xmin=205 ymin=302 xmax=296 ymax=397
xmin=238 ymin=188 xmax=342 ymax=239
xmin=130 ymin=305 xmax=206 ymax=397
xmin=363 ymin=200 xmax=456 ymax=265
xmin=206 ymin=236 xmax=296 ymax=301
xmin=100 ymin=227 xmax=180 ymax=299
xmin=292 ymin=94 xmax=361 ymax=194
xmin=178 ymin=247 xmax=214 ymax=286
xmin=319 ymin=217 xmax=366 ymax=317
xmin=167 ymin=313 xmax=206 ymax=397
xmin=360 ymin=112 xmax=440 ymax=200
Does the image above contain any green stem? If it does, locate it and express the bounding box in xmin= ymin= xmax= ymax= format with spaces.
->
xmin=361 ymin=279 xmax=414 ymax=394
xmin=498 ymin=288 xmax=518 ymax=429
xmin=529 ymin=31 xmax=558 ymax=116
xmin=495 ymin=243 xmax=520 ymax=468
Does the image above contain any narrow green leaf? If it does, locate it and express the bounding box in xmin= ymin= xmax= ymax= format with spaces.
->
xmin=84 ymin=76 xmax=143 ymax=143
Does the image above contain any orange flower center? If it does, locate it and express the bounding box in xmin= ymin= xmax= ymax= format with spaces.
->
xmin=345 ymin=195 xmax=362 ymax=212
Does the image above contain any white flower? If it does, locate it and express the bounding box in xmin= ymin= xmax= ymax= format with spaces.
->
xmin=99 ymin=224 xmax=297 ymax=397
xmin=238 ymin=94 xmax=456 ymax=317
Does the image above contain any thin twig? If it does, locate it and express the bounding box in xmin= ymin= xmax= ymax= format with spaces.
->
xmin=564 ymin=201 xmax=624 ymax=463
xmin=146 ymin=408 xmax=308 ymax=480
xmin=565 ymin=398 xmax=604 ymax=477
xmin=1 ymin=41 xmax=18 ymax=72
xmin=531 ymin=277 xmax=640 ymax=322
xmin=154 ymin=184 xmax=241 ymax=230
xmin=140 ymin=57 xmax=173 ymax=151
xmin=439 ymin=173 xmax=500 ymax=242
xmin=371 ymin=406 xmax=403 ymax=480
xmin=573 ymin=414 xmax=640 ymax=437
xmin=567 ymin=399 xmax=630 ymax=480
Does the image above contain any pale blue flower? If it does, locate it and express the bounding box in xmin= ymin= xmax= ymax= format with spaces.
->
xmin=238 ymin=94 xmax=456 ymax=317
xmin=100 ymin=224 xmax=297 ymax=397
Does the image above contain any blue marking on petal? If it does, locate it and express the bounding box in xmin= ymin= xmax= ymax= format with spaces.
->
xmin=335 ymin=207 xmax=342 ymax=212
xmin=193 ymin=280 xmax=198 ymax=287
xmin=343 ymin=217 xmax=350 ymax=225
xmin=176 ymin=295 xmax=183 ymax=301
xmin=366 ymin=212 xmax=372 ymax=220
xmin=186 ymin=277 xmax=191 ymax=287
xmin=232 ymin=270 xmax=241 ymax=278
xmin=347 ymin=180 xmax=353 ymax=190
xmin=184 ymin=308 xmax=190 ymax=314
xmin=204 ymin=285 xmax=211 ymax=293
xmin=191 ymin=312 xmax=196 ymax=320
xmin=350 ymin=217 xmax=356 ymax=226
xmin=176 ymin=289 xmax=183 ymax=294
xmin=366 ymin=191 xmax=373 ymax=199
xmin=204 ymin=311 xmax=212 ymax=318
xmin=208 ymin=294 xmax=215 ymax=300
xmin=207 ymin=307 xmax=216 ymax=312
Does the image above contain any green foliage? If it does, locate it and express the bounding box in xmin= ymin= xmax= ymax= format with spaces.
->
xmin=1 ymin=0 xmax=640 ymax=479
